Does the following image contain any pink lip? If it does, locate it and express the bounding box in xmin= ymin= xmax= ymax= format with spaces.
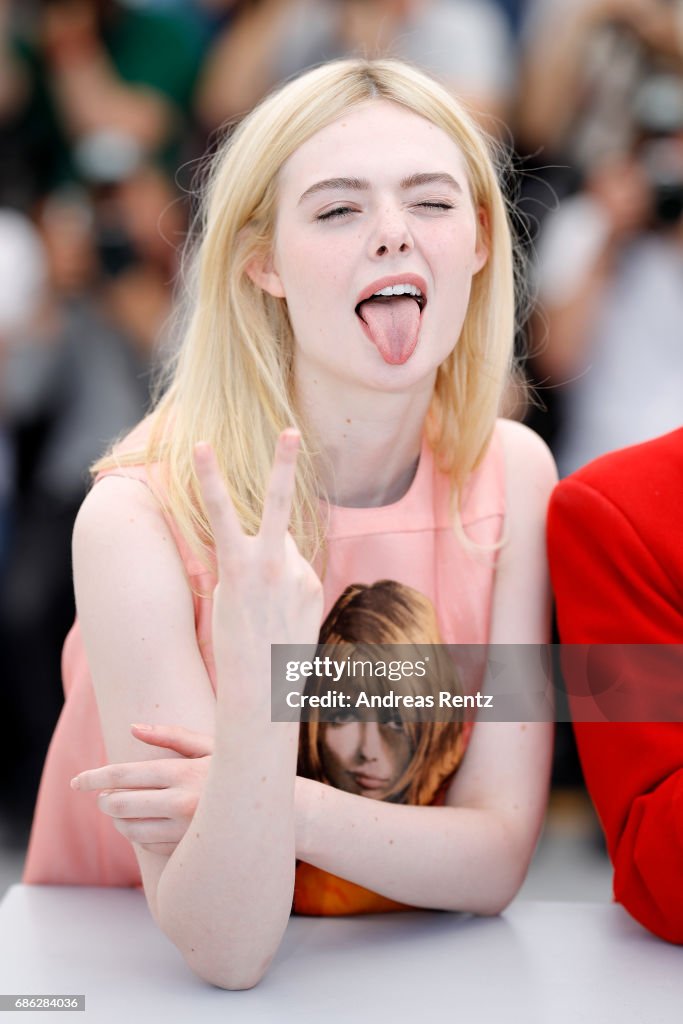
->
xmin=352 ymin=772 xmax=390 ymax=791
xmin=355 ymin=273 xmax=428 ymax=308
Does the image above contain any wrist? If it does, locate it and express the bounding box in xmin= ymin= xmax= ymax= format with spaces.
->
xmin=295 ymin=775 xmax=325 ymax=860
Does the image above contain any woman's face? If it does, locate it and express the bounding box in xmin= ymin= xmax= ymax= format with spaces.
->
xmin=253 ymin=99 xmax=487 ymax=393
xmin=320 ymin=716 xmax=413 ymax=800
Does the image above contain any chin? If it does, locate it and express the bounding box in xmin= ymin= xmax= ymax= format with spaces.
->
xmin=358 ymin=346 xmax=445 ymax=392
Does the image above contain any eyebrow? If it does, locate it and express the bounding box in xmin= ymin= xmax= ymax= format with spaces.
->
xmin=298 ymin=172 xmax=463 ymax=204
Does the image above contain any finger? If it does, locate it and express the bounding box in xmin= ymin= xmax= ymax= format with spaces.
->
xmin=71 ymin=761 xmax=179 ymax=792
xmin=193 ymin=442 xmax=244 ymax=566
xmin=130 ymin=723 xmax=215 ymax=758
xmin=98 ymin=786 xmax=181 ymax=819
xmin=258 ymin=429 xmax=300 ymax=550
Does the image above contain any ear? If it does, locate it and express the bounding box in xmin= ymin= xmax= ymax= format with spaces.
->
xmin=473 ymin=206 xmax=490 ymax=274
xmin=245 ymin=250 xmax=286 ymax=298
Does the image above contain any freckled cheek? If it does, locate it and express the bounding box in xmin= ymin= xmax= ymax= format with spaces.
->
xmin=281 ymin=241 xmax=348 ymax=318
xmin=432 ymin=223 xmax=478 ymax=264
xmin=427 ymin=237 xmax=481 ymax=317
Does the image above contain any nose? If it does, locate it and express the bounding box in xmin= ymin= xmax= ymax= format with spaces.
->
xmin=368 ymin=203 xmax=414 ymax=259
xmin=358 ymin=723 xmax=383 ymax=763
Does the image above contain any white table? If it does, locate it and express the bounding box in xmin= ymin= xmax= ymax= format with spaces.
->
xmin=0 ymin=885 xmax=681 ymax=1023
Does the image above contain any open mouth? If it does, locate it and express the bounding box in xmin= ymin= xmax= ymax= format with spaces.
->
xmin=354 ymin=286 xmax=426 ymax=321
xmin=354 ymin=283 xmax=426 ymax=365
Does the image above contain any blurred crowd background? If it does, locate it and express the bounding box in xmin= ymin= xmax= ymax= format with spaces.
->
xmin=0 ymin=0 xmax=682 ymax=883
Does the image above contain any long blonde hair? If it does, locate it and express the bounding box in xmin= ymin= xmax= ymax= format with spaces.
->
xmin=92 ymin=58 xmax=517 ymax=568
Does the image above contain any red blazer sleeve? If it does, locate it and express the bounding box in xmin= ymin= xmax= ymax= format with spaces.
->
xmin=548 ymin=474 xmax=683 ymax=944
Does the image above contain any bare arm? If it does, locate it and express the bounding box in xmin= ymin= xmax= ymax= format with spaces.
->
xmin=73 ymin=434 xmax=321 ymax=989
xmin=295 ymin=421 xmax=556 ymax=913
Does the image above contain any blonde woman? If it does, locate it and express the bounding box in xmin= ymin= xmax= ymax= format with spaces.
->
xmin=24 ymin=59 xmax=556 ymax=988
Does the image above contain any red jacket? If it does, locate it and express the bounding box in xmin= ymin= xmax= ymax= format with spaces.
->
xmin=547 ymin=427 xmax=683 ymax=943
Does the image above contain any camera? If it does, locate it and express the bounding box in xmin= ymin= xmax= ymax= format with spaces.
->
xmin=633 ymin=74 xmax=683 ymax=226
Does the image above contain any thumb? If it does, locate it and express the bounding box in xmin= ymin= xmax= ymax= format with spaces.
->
xmin=130 ymin=723 xmax=215 ymax=758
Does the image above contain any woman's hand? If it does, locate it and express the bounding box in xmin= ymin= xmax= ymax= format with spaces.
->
xmin=71 ymin=724 xmax=214 ymax=856
xmin=195 ymin=430 xmax=323 ymax=690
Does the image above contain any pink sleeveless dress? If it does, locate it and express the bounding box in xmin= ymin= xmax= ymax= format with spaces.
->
xmin=23 ymin=418 xmax=506 ymax=914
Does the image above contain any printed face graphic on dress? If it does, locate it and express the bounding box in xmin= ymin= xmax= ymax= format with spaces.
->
xmin=321 ymin=715 xmax=413 ymax=801
xmin=296 ymin=580 xmax=469 ymax=806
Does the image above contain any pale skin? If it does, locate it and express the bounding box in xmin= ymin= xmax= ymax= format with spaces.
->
xmin=70 ymin=101 xmax=556 ymax=989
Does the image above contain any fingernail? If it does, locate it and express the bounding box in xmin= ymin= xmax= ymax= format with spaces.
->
xmin=131 ymin=723 xmax=152 ymax=731
xmin=70 ymin=777 xmax=80 ymax=790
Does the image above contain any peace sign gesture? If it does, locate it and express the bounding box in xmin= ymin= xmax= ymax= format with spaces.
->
xmin=193 ymin=429 xmax=323 ymax=689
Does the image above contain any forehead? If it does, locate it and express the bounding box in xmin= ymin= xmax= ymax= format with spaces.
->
xmin=277 ymin=99 xmax=472 ymax=198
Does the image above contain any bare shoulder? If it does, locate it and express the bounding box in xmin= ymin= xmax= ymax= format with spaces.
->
xmin=495 ymin=418 xmax=558 ymax=495
xmin=72 ymin=473 xmax=207 ymax=692
xmin=489 ymin=420 xmax=557 ymax=643
xmin=72 ymin=474 xmax=194 ymax=606
xmin=74 ymin=474 xmax=175 ymax=559
xmin=495 ymin=419 xmax=558 ymax=530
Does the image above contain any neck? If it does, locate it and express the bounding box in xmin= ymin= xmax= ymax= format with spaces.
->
xmin=295 ymin=366 xmax=435 ymax=508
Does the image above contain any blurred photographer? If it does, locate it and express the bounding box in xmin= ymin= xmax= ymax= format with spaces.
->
xmin=0 ymin=0 xmax=201 ymax=203
xmin=532 ymin=72 xmax=683 ymax=476
xmin=519 ymin=0 xmax=683 ymax=169
xmin=196 ymin=0 xmax=515 ymax=134
xmin=0 ymin=146 xmax=182 ymax=838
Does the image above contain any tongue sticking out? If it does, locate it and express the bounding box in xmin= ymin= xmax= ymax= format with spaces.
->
xmin=358 ymin=295 xmax=421 ymax=365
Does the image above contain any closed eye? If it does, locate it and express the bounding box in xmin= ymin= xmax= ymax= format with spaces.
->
xmin=316 ymin=206 xmax=356 ymax=221
xmin=418 ymin=202 xmax=454 ymax=211
xmin=316 ymin=201 xmax=454 ymax=222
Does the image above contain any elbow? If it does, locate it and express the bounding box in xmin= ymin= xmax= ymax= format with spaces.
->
xmin=442 ymin=864 xmax=527 ymax=918
xmin=494 ymin=857 xmax=533 ymax=915
xmin=157 ymin=904 xmax=276 ymax=990
xmin=484 ymin=877 xmax=525 ymax=917
xmin=182 ymin=950 xmax=272 ymax=991
xmin=469 ymin=825 xmax=537 ymax=917
xmin=471 ymin=878 xmax=523 ymax=918
xmin=160 ymin=918 xmax=274 ymax=990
